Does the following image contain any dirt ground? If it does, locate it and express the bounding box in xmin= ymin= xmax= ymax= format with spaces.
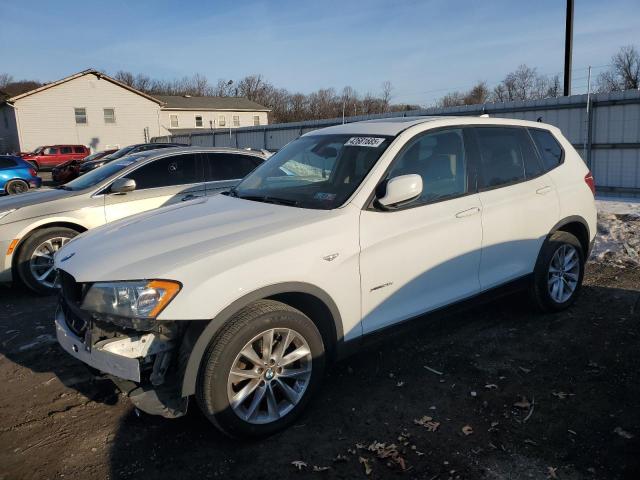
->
xmin=0 ymin=262 xmax=638 ymax=480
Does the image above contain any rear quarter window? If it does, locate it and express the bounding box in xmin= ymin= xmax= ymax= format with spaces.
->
xmin=0 ymin=157 xmax=17 ymax=168
xmin=529 ymin=129 xmax=563 ymax=171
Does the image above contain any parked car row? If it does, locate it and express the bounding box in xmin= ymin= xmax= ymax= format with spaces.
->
xmin=0 ymin=146 xmax=266 ymax=292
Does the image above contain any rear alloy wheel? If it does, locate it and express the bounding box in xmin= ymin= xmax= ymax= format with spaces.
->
xmin=530 ymin=231 xmax=585 ymax=312
xmin=5 ymin=179 xmax=29 ymax=195
xmin=16 ymin=227 xmax=79 ymax=294
xmin=197 ymin=300 xmax=325 ymax=438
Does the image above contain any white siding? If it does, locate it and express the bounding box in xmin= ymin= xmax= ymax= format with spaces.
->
xmin=159 ymin=110 xmax=268 ymax=134
xmin=14 ymin=74 xmax=162 ymax=152
xmin=0 ymin=105 xmax=19 ymax=153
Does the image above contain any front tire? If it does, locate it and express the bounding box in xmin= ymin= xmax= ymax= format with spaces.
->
xmin=16 ymin=227 xmax=79 ymax=295
xmin=530 ymin=231 xmax=585 ymax=312
xmin=196 ymin=300 xmax=325 ymax=438
xmin=5 ymin=179 xmax=29 ymax=195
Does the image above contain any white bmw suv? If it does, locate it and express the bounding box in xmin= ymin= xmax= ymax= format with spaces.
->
xmin=53 ymin=116 xmax=597 ymax=437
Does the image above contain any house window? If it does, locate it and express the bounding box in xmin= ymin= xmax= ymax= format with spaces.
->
xmin=233 ymin=115 xmax=240 ymax=127
xmin=75 ymin=108 xmax=87 ymax=125
xmin=195 ymin=115 xmax=203 ymax=127
xmin=253 ymin=115 xmax=260 ymax=126
xmin=170 ymin=115 xmax=179 ymax=128
xmin=218 ymin=115 xmax=226 ymax=127
xmin=103 ymin=108 xmax=116 ymax=124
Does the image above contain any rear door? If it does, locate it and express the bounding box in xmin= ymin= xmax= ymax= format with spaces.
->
xmin=103 ymin=153 xmax=205 ymax=222
xmin=473 ymin=126 xmax=560 ymax=289
xmin=59 ymin=146 xmax=74 ymax=163
xmin=201 ymin=152 xmax=263 ymax=196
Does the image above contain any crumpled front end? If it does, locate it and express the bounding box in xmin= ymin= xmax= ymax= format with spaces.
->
xmin=55 ymin=270 xmax=190 ymax=418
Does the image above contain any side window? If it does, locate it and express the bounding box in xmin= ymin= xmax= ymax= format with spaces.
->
xmin=44 ymin=147 xmax=58 ymax=155
xmin=204 ymin=153 xmax=262 ymax=181
xmin=73 ymin=147 xmax=85 ymax=154
xmin=387 ymin=128 xmax=467 ymax=204
xmin=529 ymin=129 xmax=563 ymax=171
xmin=124 ymin=154 xmax=200 ymax=190
xmin=60 ymin=146 xmax=73 ymax=154
xmin=0 ymin=157 xmax=17 ymax=168
xmin=476 ymin=127 xmax=536 ymax=189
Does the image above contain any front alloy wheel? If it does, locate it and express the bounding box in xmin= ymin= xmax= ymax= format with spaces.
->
xmin=197 ymin=300 xmax=325 ymax=438
xmin=227 ymin=328 xmax=313 ymax=424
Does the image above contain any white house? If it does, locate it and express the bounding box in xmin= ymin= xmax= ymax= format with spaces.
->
xmin=156 ymin=95 xmax=270 ymax=135
xmin=0 ymin=70 xmax=270 ymax=153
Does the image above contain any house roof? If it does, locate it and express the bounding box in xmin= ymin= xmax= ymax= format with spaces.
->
xmin=2 ymin=69 xmax=164 ymax=105
xmin=154 ymin=95 xmax=270 ymax=112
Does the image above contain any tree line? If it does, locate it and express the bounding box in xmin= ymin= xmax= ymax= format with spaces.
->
xmin=1 ymin=45 xmax=638 ymax=123
xmin=436 ymin=45 xmax=639 ymax=108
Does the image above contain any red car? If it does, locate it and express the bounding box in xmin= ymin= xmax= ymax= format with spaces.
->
xmin=51 ymin=149 xmax=117 ymax=184
xmin=21 ymin=145 xmax=90 ymax=170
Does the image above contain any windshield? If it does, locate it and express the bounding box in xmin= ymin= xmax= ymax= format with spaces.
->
xmin=63 ymin=154 xmax=146 ymax=191
xmin=234 ymin=134 xmax=392 ymax=209
xmin=82 ymin=151 xmax=103 ymax=162
xmin=32 ymin=147 xmax=44 ymax=154
xmin=103 ymin=145 xmax=137 ymax=161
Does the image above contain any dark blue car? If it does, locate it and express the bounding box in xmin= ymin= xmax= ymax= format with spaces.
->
xmin=0 ymin=155 xmax=42 ymax=195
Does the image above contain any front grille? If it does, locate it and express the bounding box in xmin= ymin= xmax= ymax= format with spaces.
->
xmin=58 ymin=270 xmax=89 ymax=337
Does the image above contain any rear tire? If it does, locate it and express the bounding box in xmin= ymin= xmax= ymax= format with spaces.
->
xmin=529 ymin=231 xmax=584 ymax=312
xmin=5 ymin=179 xmax=29 ymax=195
xmin=16 ymin=227 xmax=79 ymax=295
xmin=196 ymin=300 xmax=325 ymax=438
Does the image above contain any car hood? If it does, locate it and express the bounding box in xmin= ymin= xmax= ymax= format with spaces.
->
xmin=55 ymin=194 xmax=339 ymax=282
xmin=0 ymin=188 xmax=80 ymax=220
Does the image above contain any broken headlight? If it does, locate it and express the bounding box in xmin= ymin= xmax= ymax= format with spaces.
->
xmin=81 ymin=280 xmax=181 ymax=319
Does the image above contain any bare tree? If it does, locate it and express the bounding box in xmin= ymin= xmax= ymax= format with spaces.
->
xmin=114 ymin=70 xmax=135 ymax=87
xmin=464 ymin=81 xmax=490 ymax=105
xmin=381 ymin=81 xmax=393 ymax=112
xmin=597 ymin=45 xmax=640 ymax=92
xmin=0 ymin=73 xmax=14 ymax=90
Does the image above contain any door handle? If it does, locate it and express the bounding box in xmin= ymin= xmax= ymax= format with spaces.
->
xmin=536 ymin=186 xmax=552 ymax=195
xmin=455 ymin=207 xmax=481 ymax=218
xmin=181 ymin=194 xmax=197 ymax=201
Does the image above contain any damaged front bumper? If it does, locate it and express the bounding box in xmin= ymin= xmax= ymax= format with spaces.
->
xmin=55 ymin=304 xmax=188 ymax=418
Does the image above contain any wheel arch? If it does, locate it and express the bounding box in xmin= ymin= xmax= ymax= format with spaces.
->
xmin=179 ymin=282 xmax=343 ymax=397
xmin=11 ymin=221 xmax=88 ymax=272
xmin=549 ymin=215 xmax=591 ymax=256
xmin=4 ymin=178 xmax=30 ymax=192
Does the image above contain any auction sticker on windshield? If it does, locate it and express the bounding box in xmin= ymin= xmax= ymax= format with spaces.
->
xmin=345 ymin=137 xmax=386 ymax=147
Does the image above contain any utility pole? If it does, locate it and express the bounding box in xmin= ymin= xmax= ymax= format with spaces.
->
xmin=563 ymin=0 xmax=574 ymax=96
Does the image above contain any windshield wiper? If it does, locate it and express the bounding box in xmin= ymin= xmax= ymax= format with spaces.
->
xmin=238 ymin=195 xmax=298 ymax=207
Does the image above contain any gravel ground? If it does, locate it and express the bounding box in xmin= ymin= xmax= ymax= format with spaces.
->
xmin=0 ymin=261 xmax=638 ymax=480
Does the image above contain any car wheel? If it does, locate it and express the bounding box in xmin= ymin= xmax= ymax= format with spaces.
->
xmin=196 ymin=300 xmax=325 ymax=438
xmin=5 ymin=179 xmax=29 ymax=195
xmin=16 ymin=227 xmax=79 ymax=295
xmin=530 ymin=231 xmax=585 ymax=312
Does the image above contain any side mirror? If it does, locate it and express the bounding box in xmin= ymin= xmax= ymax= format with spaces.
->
xmin=377 ymin=174 xmax=422 ymax=208
xmin=110 ymin=177 xmax=136 ymax=194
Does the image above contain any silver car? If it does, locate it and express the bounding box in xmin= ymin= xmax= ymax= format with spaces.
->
xmin=0 ymin=146 xmax=266 ymax=293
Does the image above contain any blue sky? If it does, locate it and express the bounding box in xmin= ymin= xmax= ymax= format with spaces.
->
xmin=1 ymin=0 xmax=638 ymax=105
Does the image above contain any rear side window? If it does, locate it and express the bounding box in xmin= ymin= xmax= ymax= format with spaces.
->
xmin=125 ymin=154 xmax=200 ymax=190
xmin=0 ymin=157 xmax=17 ymax=168
xmin=529 ymin=129 xmax=563 ymax=171
xmin=203 ymin=153 xmax=262 ymax=181
xmin=60 ymin=147 xmax=73 ymax=154
xmin=73 ymin=147 xmax=85 ymax=154
xmin=475 ymin=127 xmax=540 ymax=189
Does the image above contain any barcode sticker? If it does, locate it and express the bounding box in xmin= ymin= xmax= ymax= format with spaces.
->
xmin=345 ymin=137 xmax=386 ymax=148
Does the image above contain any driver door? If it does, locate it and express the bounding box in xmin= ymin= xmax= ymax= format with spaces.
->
xmin=359 ymin=128 xmax=483 ymax=334
xmin=104 ymin=153 xmax=205 ymax=223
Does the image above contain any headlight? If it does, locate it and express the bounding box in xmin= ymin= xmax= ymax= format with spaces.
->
xmin=0 ymin=209 xmax=16 ymax=221
xmin=81 ymin=280 xmax=181 ymax=319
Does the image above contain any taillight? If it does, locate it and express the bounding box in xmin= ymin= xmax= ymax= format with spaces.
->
xmin=28 ymin=168 xmax=37 ymax=177
xmin=584 ymin=171 xmax=596 ymax=196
